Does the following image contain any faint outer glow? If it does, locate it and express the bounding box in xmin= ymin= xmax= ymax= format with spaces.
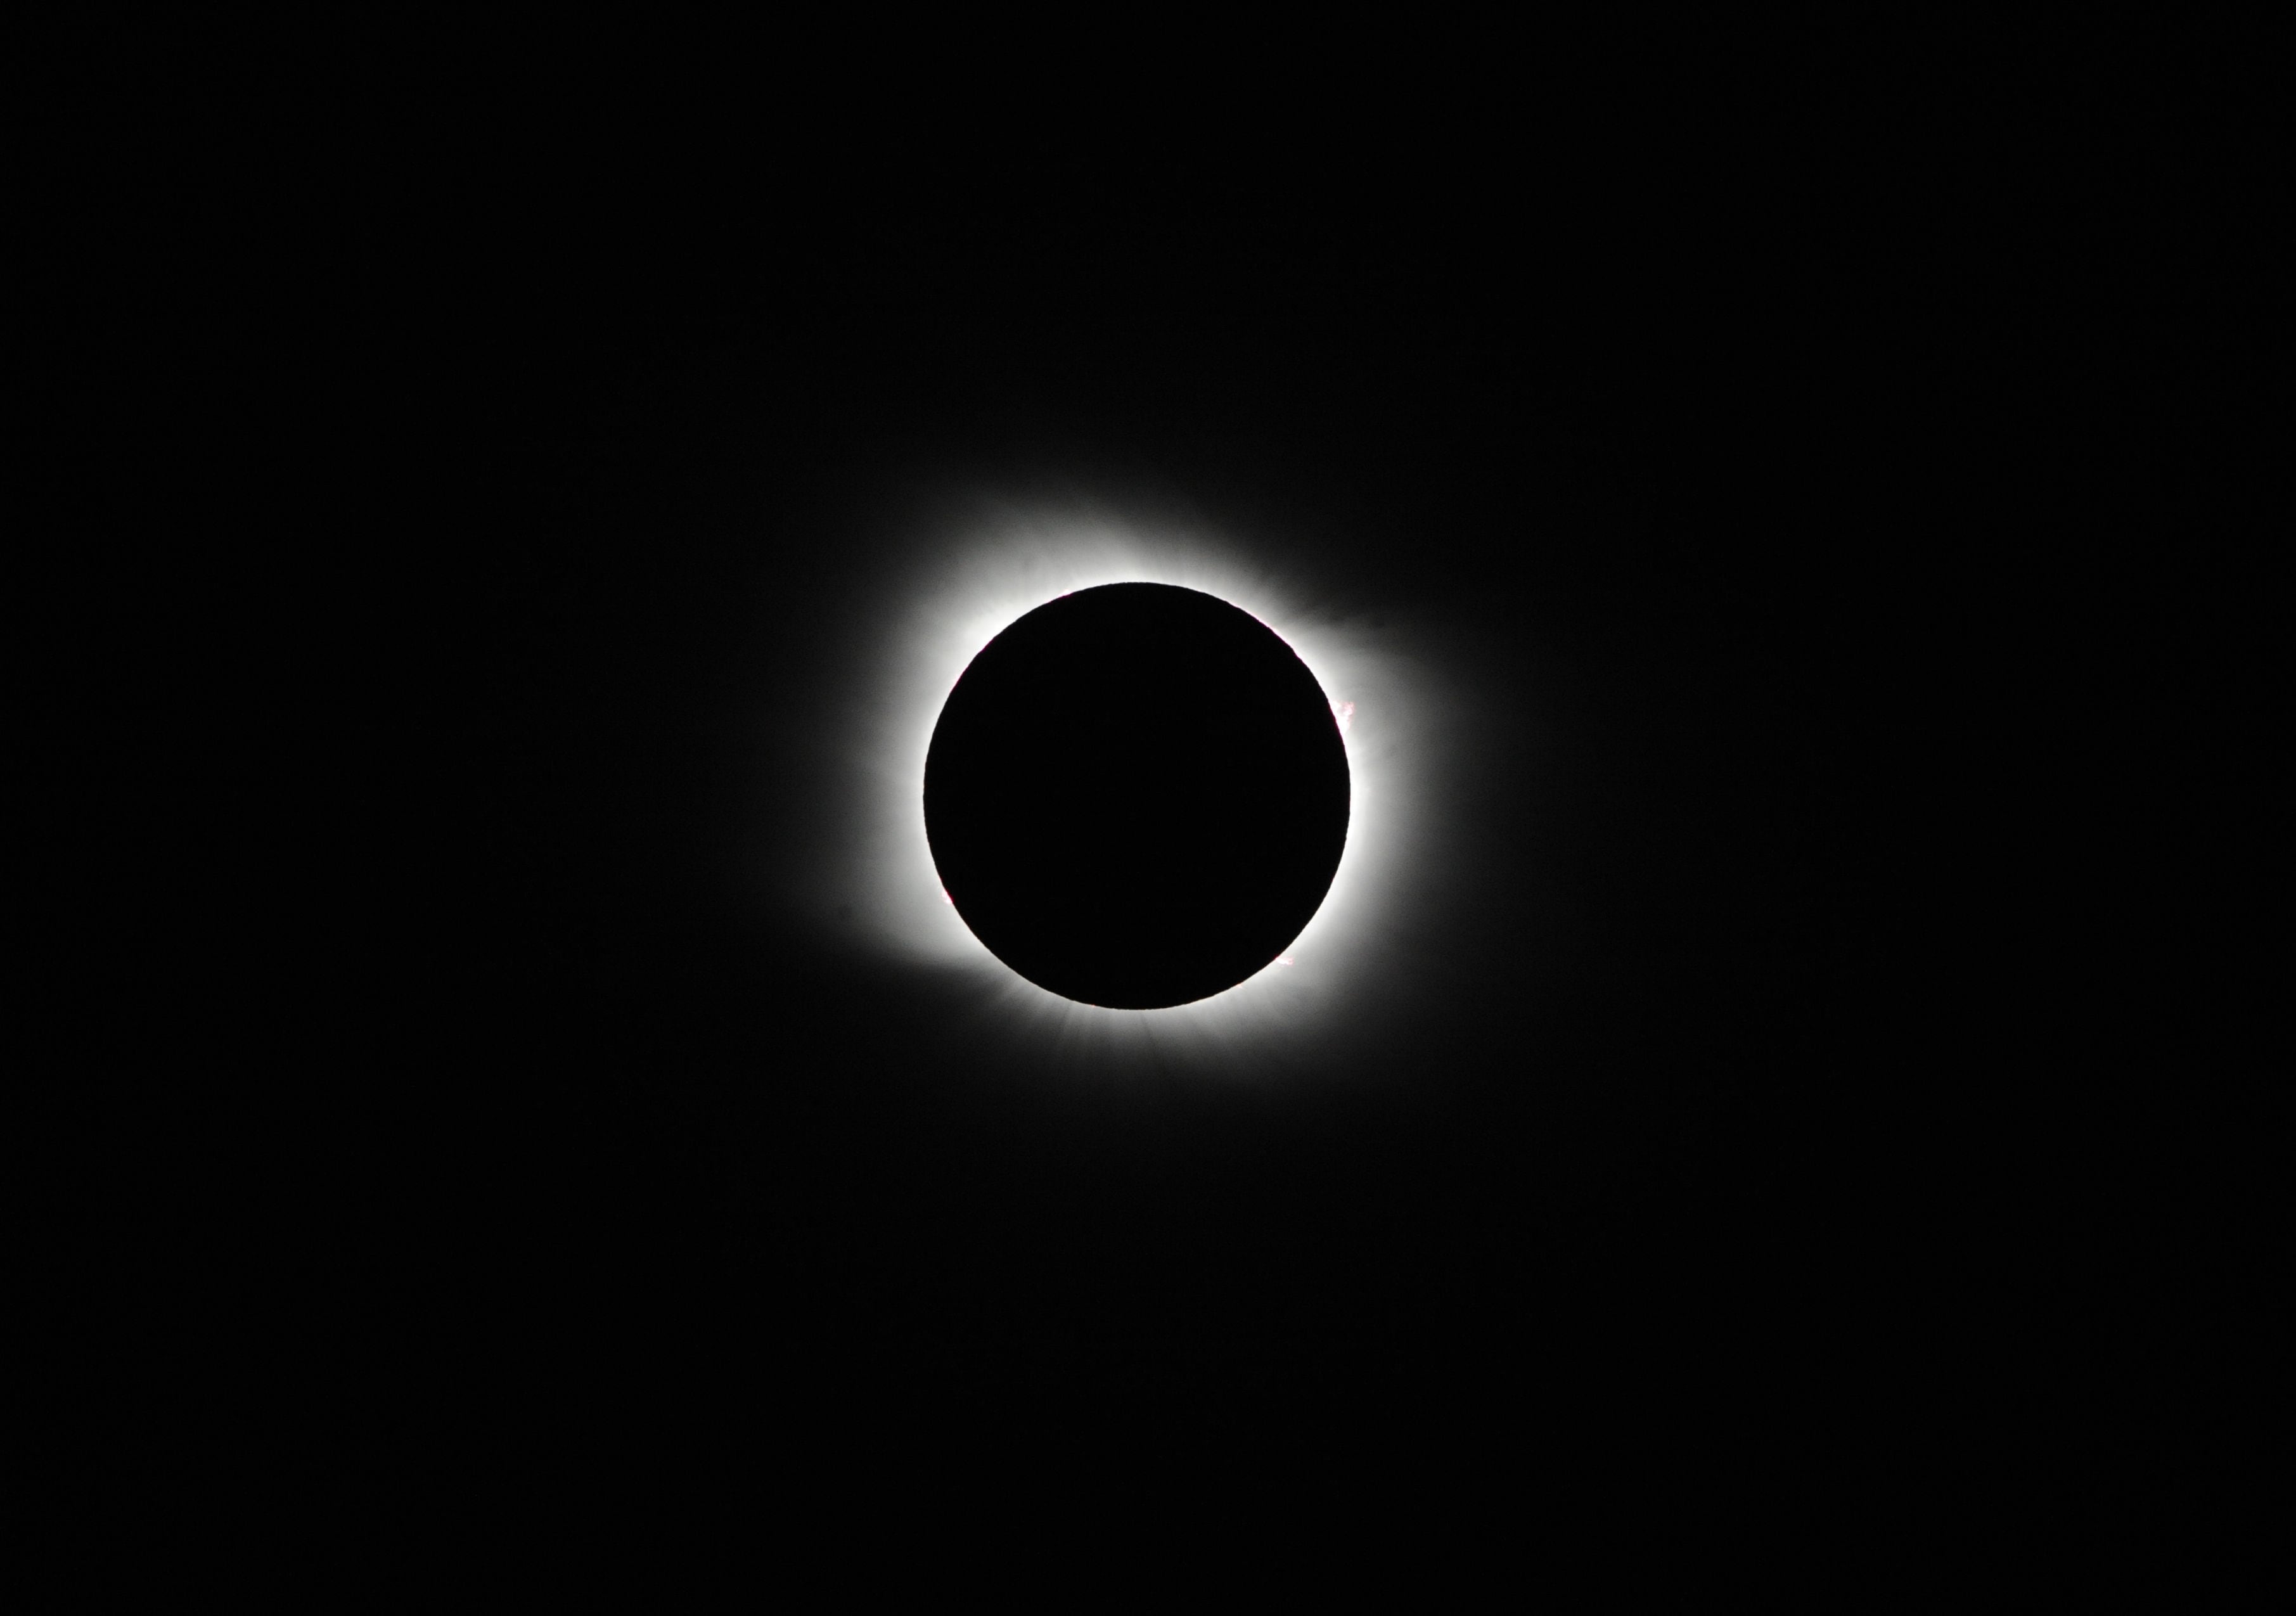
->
xmin=763 ymin=486 xmax=1462 ymax=1081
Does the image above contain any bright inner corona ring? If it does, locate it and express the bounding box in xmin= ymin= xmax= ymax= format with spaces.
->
xmin=769 ymin=487 xmax=1459 ymax=1080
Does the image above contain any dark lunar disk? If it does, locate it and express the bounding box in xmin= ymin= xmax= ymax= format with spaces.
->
xmin=924 ymin=582 xmax=1351 ymax=1009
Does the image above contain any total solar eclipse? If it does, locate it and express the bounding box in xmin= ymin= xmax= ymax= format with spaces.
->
xmin=923 ymin=582 xmax=1351 ymax=1010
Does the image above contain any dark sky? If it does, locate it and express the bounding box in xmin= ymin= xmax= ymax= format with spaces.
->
xmin=397 ymin=144 xmax=1902 ymax=1440
xmin=90 ymin=84 xmax=2244 ymax=1528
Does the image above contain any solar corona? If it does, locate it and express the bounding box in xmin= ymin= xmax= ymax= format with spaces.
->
xmin=781 ymin=496 xmax=1454 ymax=1077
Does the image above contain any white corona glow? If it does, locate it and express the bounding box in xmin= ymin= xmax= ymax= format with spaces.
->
xmin=769 ymin=484 xmax=1464 ymax=1081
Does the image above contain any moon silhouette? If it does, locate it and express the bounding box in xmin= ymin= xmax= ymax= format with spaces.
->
xmin=924 ymin=582 xmax=1350 ymax=1009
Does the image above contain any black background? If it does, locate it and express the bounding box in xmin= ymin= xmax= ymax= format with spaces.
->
xmin=78 ymin=58 xmax=2261 ymax=1548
